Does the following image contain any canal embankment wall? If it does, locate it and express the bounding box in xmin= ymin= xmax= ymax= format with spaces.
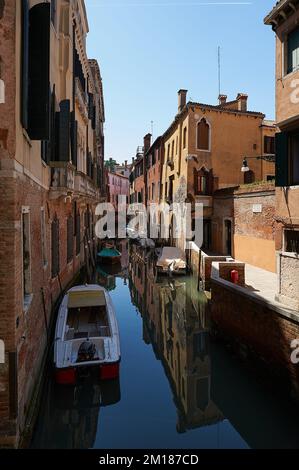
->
xmin=210 ymin=270 xmax=299 ymax=395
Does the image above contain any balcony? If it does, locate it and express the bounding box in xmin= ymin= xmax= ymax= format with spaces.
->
xmin=75 ymin=77 xmax=88 ymax=121
xmin=75 ymin=171 xmax=99 ymax=199
xmin=49 ymin=162 xmax=75 ymax=200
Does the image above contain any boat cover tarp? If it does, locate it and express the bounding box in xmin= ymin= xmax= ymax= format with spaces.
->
xmin=98 ymin=248 xmax=121 ymax=258
xmin=68 ymin=290 xmax=106 ymax=308
xmin=156 ymin=247 xmax=186 ymax=270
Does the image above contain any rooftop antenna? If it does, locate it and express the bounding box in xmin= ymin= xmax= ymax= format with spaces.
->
xmin=151 ymin=120 xmax=154 ymax=138
xmin=218 ymin=46 xmax=221 ymax=96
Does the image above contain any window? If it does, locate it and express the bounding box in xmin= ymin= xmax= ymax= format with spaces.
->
xmin=171 ymin=140 xmax=174 ymax=160
xmin=287 ymin=26 xmax=299 ymax=74
xmin=176 ymin=136 xmax=178 ymax=155
xmin=169 ymin=176 xmax=174 ymax=202
xmin=22 ymin=208 xmax=32 ymax=299
xmin=244 ymin=170 xmax=255 ymax=184
xmin=290 ymin=133 xmax=299 ymax=185
xmin=41 ymin=208 xmax=47 ymax=267
xmin=51 ymin=214 xmax=60 ymax=278
xmin=152 ymin=183 xmax=155 ymax=201
xmin=264 ymin=136 xmax=275 ymax=154
xmin=167 ymin=143 xmax=170 ymax=160
xmin=67 ymin=215 xmax=74 ymax=263
xmin=194 ymin=169 xmax=212 ymax=195
xmin=285 ymin=230 xmax=299 ymax=254
xmin=148 ymin=186 xmax=151 ymax=201
xmin=183 ymin=127 xmax=187 ymax=149
xmin=76 ymin=211 xmax=81 ymax=255
xmin=197 ymin=118 xmax=210 ymax=151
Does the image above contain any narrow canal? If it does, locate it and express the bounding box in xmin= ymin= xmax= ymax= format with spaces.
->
xmin=31 ymin=242 xmax=299 ymax=449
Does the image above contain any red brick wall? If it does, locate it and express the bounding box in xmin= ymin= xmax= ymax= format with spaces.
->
xmin=211 ymin=280 xmax=299 ymax=392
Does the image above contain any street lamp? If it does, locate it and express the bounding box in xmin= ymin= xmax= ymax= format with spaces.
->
xmin=241 ymin=154 xmax=276 ymax=173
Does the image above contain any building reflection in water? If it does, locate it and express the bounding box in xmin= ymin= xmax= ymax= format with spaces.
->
xmin=128 ymin=245 xmax=223 ymax=434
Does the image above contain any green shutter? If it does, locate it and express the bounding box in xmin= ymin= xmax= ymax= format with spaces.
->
xmin=57 ymin=100 xmax=70 ymax=161
xmin=28 ymin=3 xmax=50 ymax=140
xmin=288 ymin=27 xmax=299 ymax=74
xmin=71 ymin=113 xmax=78 ymax=167
xmin=275 ymin=132 xmax=289 ymax=187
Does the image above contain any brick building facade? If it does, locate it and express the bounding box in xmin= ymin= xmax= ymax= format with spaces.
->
xmin=0 ymin=0 xmax=105 ymax=447
xmin=265 ymin=0 xmax=299 ymax=309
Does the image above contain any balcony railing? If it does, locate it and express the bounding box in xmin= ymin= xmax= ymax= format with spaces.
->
xmin=75 ymin=171 xmax=98 ymax=199
xmin=49 ymin=162 xmax=75 ymax=199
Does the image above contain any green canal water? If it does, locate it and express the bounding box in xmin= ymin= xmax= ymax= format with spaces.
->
xmin=31 ymin=244 xmax=299 ymax=449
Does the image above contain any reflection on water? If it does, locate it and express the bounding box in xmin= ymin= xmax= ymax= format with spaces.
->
xmin=32 ymin=242 xmax=299 ymax=449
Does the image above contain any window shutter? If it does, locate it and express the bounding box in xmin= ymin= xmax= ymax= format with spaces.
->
xmin=288 ymin=27 xmax=299 ymax=74
xmin=57 ymin=100 xmax=71 ymax=161
xmin=71 ymin=112 xmax=78 ymax=167
xmin=275 ymin=132 xmax=289 ymax=187
xmin=88 ymin=93 xmax=93 ymax=120
xmin=21 ymin=0 xmax=29 ymax=129
xmin=76 ymin=212 xmax=81 ymax=255
xmin=92 ymin=105 xmax=96 ymax=130
xmin=28 ymin=3 xmax=50 ymax=140
xmin=67 ymin=216 xmax=74 ymax=263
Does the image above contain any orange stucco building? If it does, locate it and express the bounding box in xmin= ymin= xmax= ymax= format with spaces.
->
xmin=160 ymin=90 xmax=276 ymax=250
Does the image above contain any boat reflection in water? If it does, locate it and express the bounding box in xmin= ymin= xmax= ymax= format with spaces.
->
xmin=32 ymin=377 xmax=121 ymax=449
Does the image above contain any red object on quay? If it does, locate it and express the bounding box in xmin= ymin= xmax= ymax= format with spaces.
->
xmin=231 ymin=270 xmax=239 ymax=285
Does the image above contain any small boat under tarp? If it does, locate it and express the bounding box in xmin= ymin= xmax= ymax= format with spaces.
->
xmin=156 ymin=247 xmax=187 ymax=275
xmin=54 ymin=285 xmax=120 ymax=385
xmin=97 ymin=247 xmax=121 ymax=264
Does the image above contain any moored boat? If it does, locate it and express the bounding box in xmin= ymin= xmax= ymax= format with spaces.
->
xmin=97 ymin=247 xmax=121 ymax=264
xmin=54 ymin=285 xmax=120 ymax=385
xmin=156 ymin=247 xmax=187 ymax=275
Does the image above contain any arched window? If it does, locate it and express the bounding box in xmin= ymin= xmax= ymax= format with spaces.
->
xmin=197 ymin=118 xmax=210 ymax=151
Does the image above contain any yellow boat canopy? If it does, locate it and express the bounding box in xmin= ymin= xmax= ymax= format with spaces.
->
xmin=68 ymin=290 xmax=106 ymax=308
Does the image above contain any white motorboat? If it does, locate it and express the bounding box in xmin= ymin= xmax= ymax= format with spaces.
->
xmin=54 ymin=285 xmax=120 ymax=385
xmin=156 ymin=247 xmax=187 ymax=275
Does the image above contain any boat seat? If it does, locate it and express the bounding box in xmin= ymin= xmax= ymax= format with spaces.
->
xmin=74 ymin=332 xmax=89 ymax=339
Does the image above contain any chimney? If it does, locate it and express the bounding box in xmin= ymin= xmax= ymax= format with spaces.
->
xmin=132 ymin=157 xmax=135 ymax=164
xmin=178 ymin=89 xmax=188 ymax=113
xmin=125 ymin=160 xmax=128 ymax=169
xmin=218 ymin=94 xmax=227 ymax=106
xmin=236 ymin=93 xmax=248 ymax=112
xmin=144 ymin=133 xmax=152 ymax=154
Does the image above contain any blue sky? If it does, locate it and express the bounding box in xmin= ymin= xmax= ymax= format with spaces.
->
xmin=85 ymin=0 xmax=276 ymax=163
